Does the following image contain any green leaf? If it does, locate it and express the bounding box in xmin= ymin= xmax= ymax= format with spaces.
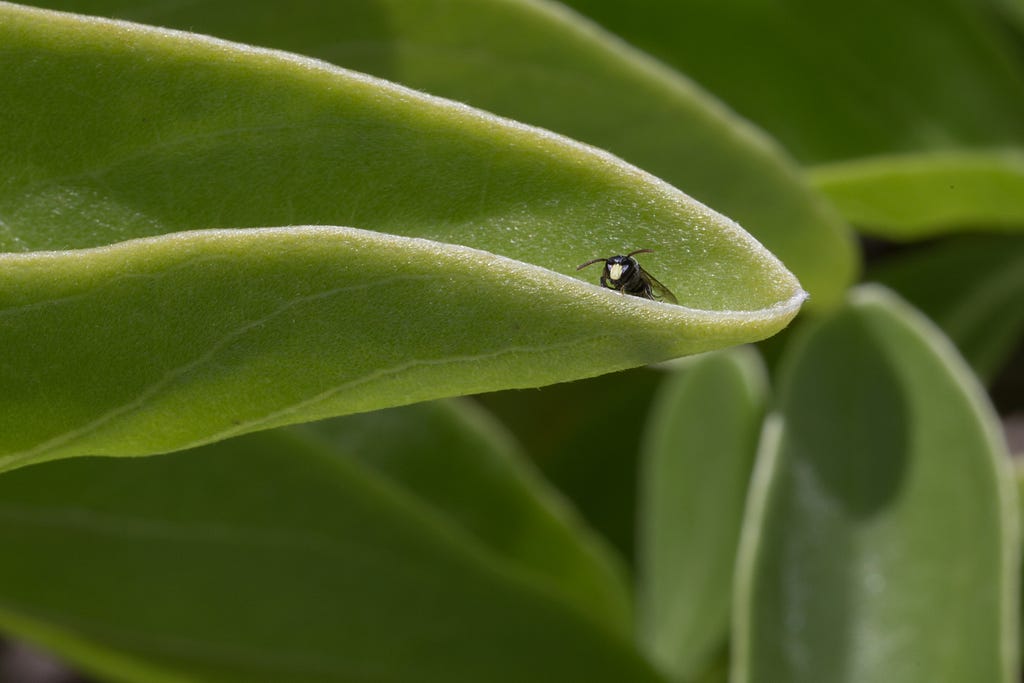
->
xmin=1017 ymin=457 xmax=1024 ymax=656
xmin=476 ymin=367 xmax=663 ymax=559
xmin=294 ymin=399 xmax=632 ymax=634
xmin=636 ymin=347 xmax=768 ymax=680
xmin=809 ymin=150 xmax=1024 ymax=238
xmin=559 ymin=0 xmax=1024 ymax=238
xmin=0 ymin=4 xmax=805 ymax=470
xmin=733 ymin=286 xmax=1018 ymax=683
xmin=562 ymin=0 xmax=1024 ymax=164
xmin=992 ymin=0 xmax=1024 ymax=37
xmin=27 ymin=0 xmax=855 ymax=308
xmin=870 ymin=234 xmax=1024 ymax=383
xmin=0 ymin=424 xmax=666 ymax=683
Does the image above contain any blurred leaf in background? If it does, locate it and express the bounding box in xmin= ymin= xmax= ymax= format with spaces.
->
xmin=870 ymin=234 xmax=1024 ymax=384
xmin=636 ymin=348 xmax=768 ymax=680
xmin=734 ymin=287 xmax=1017 ymax=683
xmin=561 ymin=0 xmax=1024 ymax=161
xmin=2 ymin=0 xmax=1024 ymax=682
xmin=0 ymin=403 xmax=665 ymax=683
xmin=563 ymin=0 xmax=1024 ymax=238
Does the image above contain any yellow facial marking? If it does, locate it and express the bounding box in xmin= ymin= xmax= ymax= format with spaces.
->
xmin=608 ymin=263 xmax=625 ymax=281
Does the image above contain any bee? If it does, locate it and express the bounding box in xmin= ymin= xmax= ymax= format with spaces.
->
xmin=576 ymin=248 xmax=678 ymax=304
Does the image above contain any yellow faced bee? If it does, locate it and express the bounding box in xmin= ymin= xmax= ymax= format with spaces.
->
xmin=576 ymin=248 xmax=678 ymax=304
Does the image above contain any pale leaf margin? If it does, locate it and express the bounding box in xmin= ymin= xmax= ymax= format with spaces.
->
xmin=0 ymin=227 xmax=806 ymax=471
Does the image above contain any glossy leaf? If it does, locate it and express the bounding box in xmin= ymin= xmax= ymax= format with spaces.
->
xmin=0 ymin=420 xmax=666 ymax=683
xmin=809 ymin=150 xmax=1024 ymax=238
xmin=870 ymin=235 xmax=1024 ymax=383
xmin=636 ymin=347 xmax=768 ymax=680
xmin=29 ymin=0 xmax=855 ymax=308
xmin=0 ymin=4 xmax=806 ymax=470
xmin=294 ymin=399 xmax=632 ymax=633
xmin=734 ymin=286 xmax=1018 ymax=683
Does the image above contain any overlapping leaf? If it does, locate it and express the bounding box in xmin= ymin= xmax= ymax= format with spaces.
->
xmin=810 ymin=150 xmax=1024 ymax=238
xmin=870 ymin=235 xmax=1024 ymax=382
xmin=0 ymin=406 xmax=663 ymax=683
xmin=476 ymin=367 xmax=663 ymax=556
xmin=0 ymin=3 xmax=805 ymax=469
xmin=734 ymin=286 xmax=1017 ymax=682
xmin=28 ymin=0 xmax=855 ymax=307
xmin=294 ymin=399 xmax=633 ymax=633
xmin=636 ymin=348 xmax=767 ymax=680
xmin=562 ymin=0 xmax=1024 ymax=235
xmin=563 ymin=0 xmax=1024 ymax=163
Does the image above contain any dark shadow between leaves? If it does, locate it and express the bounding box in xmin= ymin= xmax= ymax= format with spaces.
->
xmin=751 ymin=308 xmax=911 ymax=679
xmin=784 ymin=308 xmax=909 ymax=518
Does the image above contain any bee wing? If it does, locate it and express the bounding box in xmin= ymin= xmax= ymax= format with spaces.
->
xmin=639 ymin=267 xmax=678 ymax=304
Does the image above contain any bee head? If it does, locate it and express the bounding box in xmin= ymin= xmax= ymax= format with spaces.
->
xmin=604 ymin=255 xmax=636 ymax=283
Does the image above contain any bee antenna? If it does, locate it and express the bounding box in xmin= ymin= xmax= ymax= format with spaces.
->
xmin=627 ymin=248 xmax=654 ymax=258
xmin=576 ymin=257 xmax=608 ymax=271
